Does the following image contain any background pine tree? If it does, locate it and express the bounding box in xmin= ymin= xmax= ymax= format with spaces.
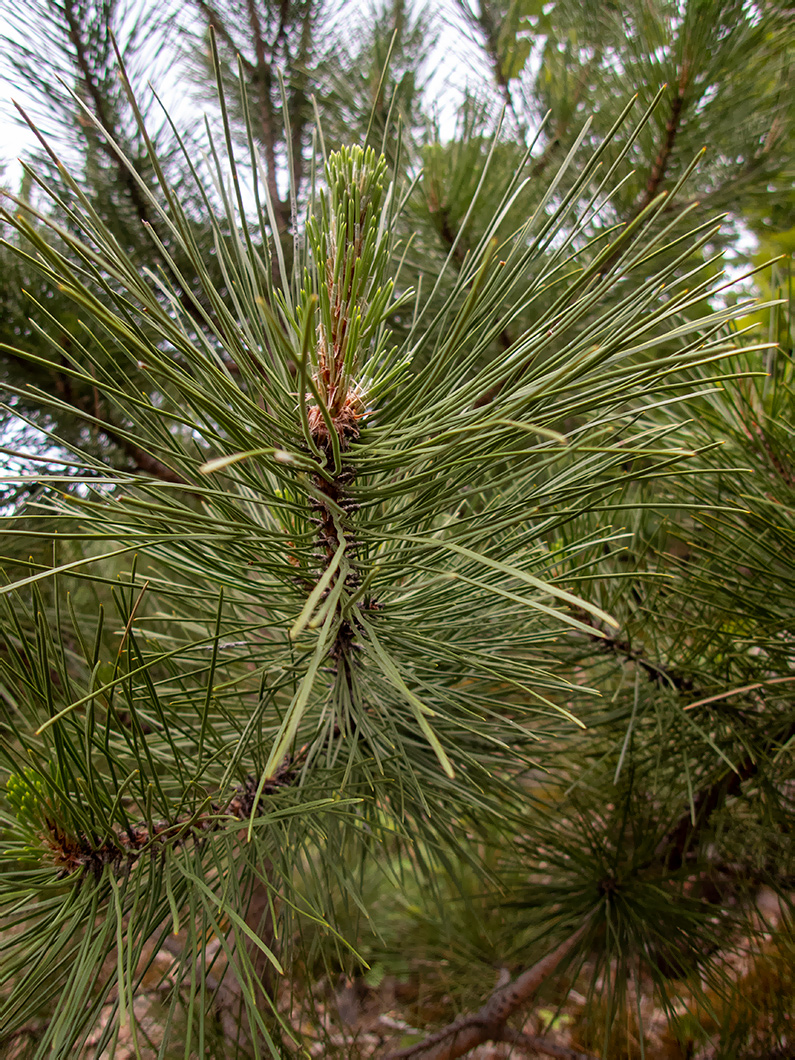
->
xmin=1 ymin=2 xmax=793 ymax=1058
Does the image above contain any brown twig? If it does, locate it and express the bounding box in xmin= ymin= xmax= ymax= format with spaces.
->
xmin=573 ymin=607 xmax=694 ymax=693
xmin=636 ymin=70 xmax=689 ymax=215
xmin=385 ymin=924 xmax=588 ymax=1060
xmin=60 ymin=366 xmax=192 ymax=486
xmin=469 ymin=1 xmax=522 ymax=126
xmin=286 ymin=5 xmax=313 ymax=193
xmin=2 ymin=336 xmax=192 ymax=487
xmin=244 ymin=0 xmax=288 ymax=236
xmin=594 ymin=69 xmax=691 ymax=282
xmin=498 ymin=1027 xmax=599 ymax=1059
xmin=95 ymin=417 xmax=190 ymax=485
xmin=38 ymin=760 xmax=300 ymax=878
xmin=62 ymin=0 xmax=155 ymax=227
xmin=660 ymin=714 xmax=795 ymax=873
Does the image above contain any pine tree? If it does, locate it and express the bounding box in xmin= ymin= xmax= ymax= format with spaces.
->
xmin=1 ymin=2 xmax=793 ymax=1058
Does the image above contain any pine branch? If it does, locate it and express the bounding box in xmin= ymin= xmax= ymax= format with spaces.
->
xmin=286 ymin=4 xmax=313 ymax=193
xmin=61 ymin=0 xmax=155 ymax=228
xmin=37 ymin=760 xmax=299 ymax=878
xmin=194 ymin=0 xmax=242 ymax=57
xmin=427 ymin=203 xmax=514 ymax=407
xmin=573 ymin=607 xmax=694 ymax=693
xmin=593 ymin=74 xmax=691 ymax=280
xmin=529 ymin=57 xmax=597 ymax=181
xmin=661 ymin=713 xmax=795 ymax=873
xmin=385 ymin=924 xmax=588 ymax=1060
xmin=497 ymin=1028 xmax=599 ymax=1060
xmin=100 ymin=424 xmax=191 ymax=485
xmin=1 ymin=340 xmax=188 ymax=485
xmin=2 ymin=49 xmax=787 ymax=1048
xmin=244 ymin=0 xmax=288 ymax=234
xmin=458 ymin=1 xmax=521 ymax=125
xmin=12 ymin=27 xmax=240 ymax=351
xmin=55 ymin=352 xmax=193 ymax=486
xmin=435 ymin=205 xmax=468 ymax=268
xmin=635 ymin=68 xmax=689 ymax=216
xmin=194 ymin=0 xmax=292 ymax=237
xmin=747 ymin=416 xmax=795 ymax=489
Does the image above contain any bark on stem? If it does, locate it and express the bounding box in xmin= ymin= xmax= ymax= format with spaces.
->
xmin=497 ymin=1028 xmax=599 ymax=1059
xmin=62 ymin=0 xmax=155 ymax=227
xmin=385 ymin=923 xmax=588 ymax=1060
xmin=244 ymin=0 xmax=289 ymax=236
xmin=636 ymin=70 xmax=689 ymax=215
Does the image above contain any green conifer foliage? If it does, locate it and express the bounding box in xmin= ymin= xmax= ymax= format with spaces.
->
xmin=1 ymin=2 xmax=793 ymax=1058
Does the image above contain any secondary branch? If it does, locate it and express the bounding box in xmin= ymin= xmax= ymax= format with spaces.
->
xmin=385 ymin=924 xmax=588 ymax=1060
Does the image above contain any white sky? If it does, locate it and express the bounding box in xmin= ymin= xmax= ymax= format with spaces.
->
xmin=0 ymin=16 xmax=36 ymax=178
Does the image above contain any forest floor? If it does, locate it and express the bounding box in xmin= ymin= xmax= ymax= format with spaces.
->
xmin=4 ymin=887 xmax=791 ymax=1059
xmin=281 ymin=887 xmax=792 ymax=1059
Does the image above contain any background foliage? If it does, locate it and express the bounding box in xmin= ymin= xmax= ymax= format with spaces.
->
xmin=1 ymin=1 xmax=793 ymax=1058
